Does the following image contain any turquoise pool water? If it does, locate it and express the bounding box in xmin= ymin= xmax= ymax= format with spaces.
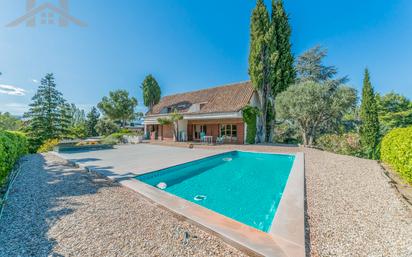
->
xmin=136 ymin=151 xmax=295 ymax=232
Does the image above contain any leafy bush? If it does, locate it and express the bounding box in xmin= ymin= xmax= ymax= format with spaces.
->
xmin=95 ymin=118 xmax=119 ymax=136
xmin=0 ymin=131 xmax=28 ymax=186
xmin=67 ymin=123 xmax=87 ymax=139
xmin=316 ymin=133 xmax=363 ymax=157
xmin=37 ymin=139 xmax=60 ymax=153
xmin=381 ymin=127 xmax=412 ymax=183
xmin=100 ymin=137 xmax=118 ymax=145
xmin=101 ymin=130 xmax=143 ymax=145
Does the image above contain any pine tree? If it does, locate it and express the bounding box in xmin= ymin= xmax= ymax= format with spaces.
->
xmin=360 ymin=69 xmax=380 ymax=159
xmin=248 ymin=0 xmax=270 ymax=143
xmin=266 ymin=0 xmax=295 ymax=141
xmin=25 ymin=73 xmax=69 ymax=149
xmin=86 ymin=107 xmax=100 ymax=137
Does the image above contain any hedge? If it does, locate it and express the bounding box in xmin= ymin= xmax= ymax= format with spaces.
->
xmin=0 ymin=131 xmax=28 ymax=186
xmin=381 ymin=126 xmax=412 ymax=184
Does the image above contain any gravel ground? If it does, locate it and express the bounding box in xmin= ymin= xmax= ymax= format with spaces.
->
xmin=0 ymin=147 xmax=411 ymax=257
xmin=0 ymin=154 xmax=246 ymax=257
xmin=303 ymin=148 xmax=412 ymax=257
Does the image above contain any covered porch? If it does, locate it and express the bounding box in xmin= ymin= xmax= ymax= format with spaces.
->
xmin=144 ymin=118 xmax=245 ymax=144
xmin=187 ymin=119 xmax=245 ymax=144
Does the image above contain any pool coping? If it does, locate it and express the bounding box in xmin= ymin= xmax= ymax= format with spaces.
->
xmin=56 ymin=150 xmax=305 ymax=257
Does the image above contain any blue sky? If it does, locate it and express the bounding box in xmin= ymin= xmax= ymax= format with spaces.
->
xmin=0 ymin=0 xmax=411 ymax=115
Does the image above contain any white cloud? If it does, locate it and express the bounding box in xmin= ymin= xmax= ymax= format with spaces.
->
xmin=31 ymin=79 xmax=39 ymax=84
xmin=0 ymin=103 xmax=29 ymax=115
xmin=0 ymin=84 xmax=27 ymax=96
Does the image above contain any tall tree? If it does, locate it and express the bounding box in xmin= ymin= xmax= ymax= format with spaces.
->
xmin=141 ymin=75 xmax=161 ymax=112
xmin=24 ymin=73 xmax=69 ymax=148
xmin=86 ymin=107 xmax=100 ymax=137
xmin=296 ymin=45 xmax=348 ymax=86
xmin=97 ymin=90 xmax=138 ymax=127
xmin=266 ymin=0 xmax=295 ymax=141
xmin=376 ymin=92 xmax=412 ymax=134
xmin=66 ymin=103 xmax=86 ymax=127
xmin=248 ymin=0 xmax=270 ymax=143
xmin=276 ymin=82 xmax=357 ymax=146
xmin=359 ymin=69 xmax=380 ymax=159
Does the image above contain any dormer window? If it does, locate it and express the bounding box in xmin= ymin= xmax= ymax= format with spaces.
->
xmin=162 ymin=101 xmax=192 ymax=113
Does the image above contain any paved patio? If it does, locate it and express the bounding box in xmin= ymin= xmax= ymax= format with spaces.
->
xmin=57 ymin=144 xmax=225 ymax=180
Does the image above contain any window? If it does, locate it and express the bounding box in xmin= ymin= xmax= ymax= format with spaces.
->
xmin=194 ymin=125 xmax=207 ymax=140
xmin=220 ymin=124 xmax=238 ymax=142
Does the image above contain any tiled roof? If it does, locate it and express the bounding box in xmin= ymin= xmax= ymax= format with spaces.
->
xmin=147 ymin=81 xmax=254 ymax=116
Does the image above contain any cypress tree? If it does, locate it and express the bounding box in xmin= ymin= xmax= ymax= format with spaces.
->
xmin=266 ymin=0 xmax=295 ymax=141
xmin=360 ymin=69 xmax=380 ymax=159
xmin=141 ymin=74 xmax=161 ymax=112
xmin=25 ymin=73 xmax=69 ymax=149
xmin=269 ymin=0 xmax=295 ymax=94
xmin=248 ymin=0 xmax=270 ymax=143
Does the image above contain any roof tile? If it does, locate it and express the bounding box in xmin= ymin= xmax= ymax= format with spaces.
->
xmin=147 ymin=81 xmax=254 ymax=116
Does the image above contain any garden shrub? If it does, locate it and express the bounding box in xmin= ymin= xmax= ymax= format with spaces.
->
xmin=101 ymin=132 xmax=127 ymax=145
xmin=102 ymin=130 xmax=143 ymax=145
xmin=273 ymin=121 xmax=300 ymax=144
xmin=0 ymin=131 xmax=28 ymax=186
xmin=381 ymin=126 xmax=412 ymax=184
xmin=95 ymin=118 xmax=119 ymax=136
xmin=37 ymin=139 xmax=60 ymax=153
xmin=316 ymin=133 xmax=363 ymax=157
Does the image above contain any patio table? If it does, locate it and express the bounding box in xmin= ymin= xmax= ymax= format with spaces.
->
xmin=204 ymin=136 xmax=213 ymax=144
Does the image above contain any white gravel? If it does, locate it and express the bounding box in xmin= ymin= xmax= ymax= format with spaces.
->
xmin=0 ymin=147 xmax=411 ymax=257
xmin=0 ymin=154 xmax=246 ymax=257
xmin=303 ymin=148 xmax=412 ymax=257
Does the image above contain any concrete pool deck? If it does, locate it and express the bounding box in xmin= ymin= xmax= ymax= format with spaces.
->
xmin=57 ymin=144 xmax=226 ymax=180
xmin=56 ymin=144 xmax=305 ymax=257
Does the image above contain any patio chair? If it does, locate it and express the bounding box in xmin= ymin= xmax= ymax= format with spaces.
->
xmin=200 ymin=132 xmax=206 ymax=144
xmin=216 ymin=136 xmax=224 ymax=144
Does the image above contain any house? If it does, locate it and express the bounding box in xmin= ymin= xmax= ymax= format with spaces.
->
xmin=144 ymin=81 xmax=257 ymax=144
xmin=124 ymin=119 xmax=144 ymax=132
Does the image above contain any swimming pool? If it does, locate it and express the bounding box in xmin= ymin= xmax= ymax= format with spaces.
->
xmin=136 ymin=151 xmax=295 ymax=232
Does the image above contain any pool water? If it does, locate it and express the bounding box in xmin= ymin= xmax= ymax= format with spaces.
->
xmin=136 ymin=151 xmax=295 ymax=232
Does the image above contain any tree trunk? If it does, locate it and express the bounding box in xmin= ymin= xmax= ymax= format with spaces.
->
xmin=267 ymin=119 xmax=274 ymax=143
xmin=308 ymin=135 xmax=314 ymax=146
xmin=175 ymin=121 xmax=179 ymax=142
xmin=302 ymin=131 xmax=309 ymax=146
xmin=256 ymin=90 xmax=267 ymax=143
